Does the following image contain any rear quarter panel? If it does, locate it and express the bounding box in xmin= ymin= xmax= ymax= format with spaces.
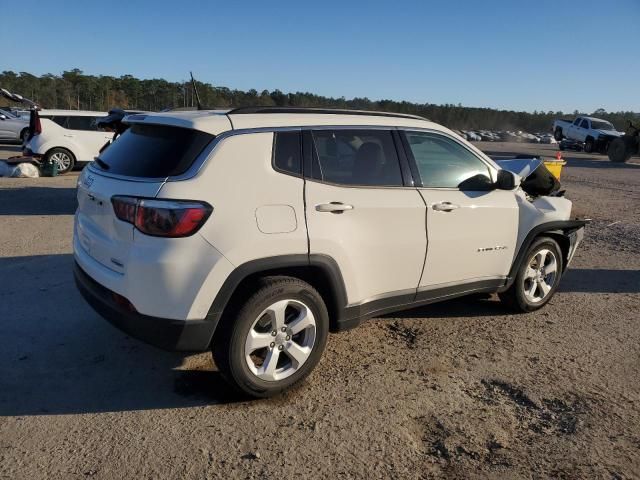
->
xmin=157 ymin=132 xmax=308 ymax=313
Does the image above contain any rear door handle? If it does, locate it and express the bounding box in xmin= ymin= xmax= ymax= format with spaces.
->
xmin=315 ymin=202 xmax=354 ymax=213
xmin=432 ymin=202 xmax=460 ymax=212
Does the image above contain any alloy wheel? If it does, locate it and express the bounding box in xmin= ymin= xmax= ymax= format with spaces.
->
xmin=244 ymin=299 xmax=316 ymax=381
xmin=522 ymin=248 xmax=558 ymax=303
xmin=50 ymin=151 xmax=71 ymax=171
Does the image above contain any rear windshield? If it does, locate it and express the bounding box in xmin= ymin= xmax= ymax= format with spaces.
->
xmin=95 ymin=124 xmax=214 ymax=177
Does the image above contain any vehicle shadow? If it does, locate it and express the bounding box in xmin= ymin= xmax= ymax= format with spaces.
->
xmin=559 ymin=268 xmax=640 ymax=294
xmin=384 ymin=267 xmax=639 ymax=320
xmin=0 ymin=254 xmax=251 ymax=417
xmin=0 ymin=187 xmax=78 ymax=215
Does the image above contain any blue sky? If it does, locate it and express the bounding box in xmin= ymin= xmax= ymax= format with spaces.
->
xmin=1 ymin=0 xmax=638 ymax=113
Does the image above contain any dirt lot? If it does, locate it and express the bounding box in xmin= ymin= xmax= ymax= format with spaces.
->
xmin=1 ymin=142 xmax=639 ymax=479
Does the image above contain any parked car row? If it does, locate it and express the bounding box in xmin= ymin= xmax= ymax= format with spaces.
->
xmin=451 ymin=129 xmax=558 ymax=145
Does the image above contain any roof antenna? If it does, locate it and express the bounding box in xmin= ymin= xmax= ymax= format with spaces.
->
xmin=190 ymin=71 xmax=203 ymax=110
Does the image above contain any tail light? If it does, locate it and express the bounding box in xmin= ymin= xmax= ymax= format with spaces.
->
xmin=111 ymin=196 xmax=212 ymax=238
xmin=28 ymin=110 xmax=42 ymax=137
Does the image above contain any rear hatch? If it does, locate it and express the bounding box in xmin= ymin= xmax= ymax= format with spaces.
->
xmin=75 ymin=123 xmax=215 ymax=273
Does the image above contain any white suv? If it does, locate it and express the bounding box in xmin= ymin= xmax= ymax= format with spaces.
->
xmin=73 ymin=107 xmax=586 ymax=397
xmin=25 ymin=110 xmax=112 ymax=173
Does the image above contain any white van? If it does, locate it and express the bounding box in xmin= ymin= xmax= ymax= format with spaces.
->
xmin=25 ymin=110 xmax=112 ymax=173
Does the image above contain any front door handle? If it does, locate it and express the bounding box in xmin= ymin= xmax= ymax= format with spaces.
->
xmin=432 ymin=201 xmax=460 ymax=212
xmin=315 ymin=202 xmax=354 ymax=213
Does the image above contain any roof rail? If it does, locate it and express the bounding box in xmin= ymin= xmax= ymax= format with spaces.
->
xmin=226 ymin=106 xmax=428 ymax=121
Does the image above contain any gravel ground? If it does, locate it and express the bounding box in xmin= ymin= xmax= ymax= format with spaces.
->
xmin=1 ymin=142 xmax=639 ymax=479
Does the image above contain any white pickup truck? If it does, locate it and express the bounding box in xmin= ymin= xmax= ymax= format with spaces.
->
xmin=553 ymin=116 xmax=623 ymax=153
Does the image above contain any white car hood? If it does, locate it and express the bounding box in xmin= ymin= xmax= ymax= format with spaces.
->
xmin=495 ymin=158 xmax=542 ymax=178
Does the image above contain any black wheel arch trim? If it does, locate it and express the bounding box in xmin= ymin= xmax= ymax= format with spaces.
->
xmin=206 ymin=254 xmax=349 ymax=333
xmin=500 ymin=220 xmax=588 ymax=291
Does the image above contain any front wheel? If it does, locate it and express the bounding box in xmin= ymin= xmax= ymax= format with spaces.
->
xmin=212 ymin=276 xmax=329 ymax=398
xmin=608 ymin=137 xmax=633 ymax=163
xmin=499 ymin=237 xmax=563 ymax=312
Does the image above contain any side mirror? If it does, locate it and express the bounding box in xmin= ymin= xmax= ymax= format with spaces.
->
xmin=496 ymin=169 xmax=517 ymax=190
xmin=0 ymin=114 xmax=7 ymax=120
xmin=458 ymin=174 xmax=495 ymax=191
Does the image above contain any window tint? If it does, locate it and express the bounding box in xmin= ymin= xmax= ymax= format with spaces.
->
xmin=403 ymin=131 xmax=491 ymax=189
xmin=580 ymin=119 xmax=589 ymax=129
xmin=66 ymin=116 xmax=99 ymax=131
xmin=95 ymin=124 xmax=214 ymax=177
xmin=310 ymin=130 xmax=403 ymax=186
xmin=41 ymin=116 xmax=68 ymax=128
xmin=273 ymin=131 xmax=301 ymax=175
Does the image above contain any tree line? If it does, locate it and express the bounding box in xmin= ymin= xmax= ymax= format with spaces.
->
xmin=1 ymin=69 xmax=637 ymax=133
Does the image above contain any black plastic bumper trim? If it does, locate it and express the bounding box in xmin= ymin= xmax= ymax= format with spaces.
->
xmin=74 ymin=261 xmax=215 ymax=352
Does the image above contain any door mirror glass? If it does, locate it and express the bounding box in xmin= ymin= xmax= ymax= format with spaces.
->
xmin=457 ymin=173 xmax=494 ymax=191
xmin=496 ymin=169 xmax=517 ymax=190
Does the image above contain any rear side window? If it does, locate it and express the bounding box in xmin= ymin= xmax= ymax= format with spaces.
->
xmin=66 ymin=116 xmax=99 ymax=131
xmin=310 ymin=129 xmax=403 ymax=186
xmin=42 ymin=116 xmax=68 ymax=128
xmin=580 ymin=119 xmax=589 ymax=129
xmin=273 ymin=131 xmax=301 ymax=175
xmin=96 ymin=124 xmax=214 ymax=177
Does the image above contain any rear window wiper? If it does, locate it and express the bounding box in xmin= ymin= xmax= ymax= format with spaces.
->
xmin=94 ymin=157 xmax=110 ymax=170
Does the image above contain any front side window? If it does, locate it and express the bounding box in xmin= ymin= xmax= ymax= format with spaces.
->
xmin=310 ymin=129 xmax=403 ymax=187
xmin=403 ymin=131 xmax=491 ymax=189
xmin=273 ymin=131 xmax=301 ymax=175
xmin=573 ymin=118 xmax=581 ymax=126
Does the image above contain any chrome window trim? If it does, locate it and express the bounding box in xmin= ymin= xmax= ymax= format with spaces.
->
xmin=88 ymin=123 xmax=491 ymax=187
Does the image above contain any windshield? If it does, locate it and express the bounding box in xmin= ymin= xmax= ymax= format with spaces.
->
xmin=591 ymin=120 xmax=615 ymax=130
xmin=95 ymin=123 xmax=214 ymax=178
xmin=0 ymin=109 xmax=17 ymax=118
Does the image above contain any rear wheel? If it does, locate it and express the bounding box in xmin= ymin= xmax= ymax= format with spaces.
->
xmin=554 ymin=128 xmax=563 ymax=141
xmin=45 ymin=148 xmax=75 ymax=174
xmin=584 ymin=137 xmax=594 ymax=153
xmin=212 ymin=276 xmax=329 ymax=398
xmin=499 ymin=237 xmax=563 ymax=312
xmin=19 ymin=128 xmax=29 ymax=144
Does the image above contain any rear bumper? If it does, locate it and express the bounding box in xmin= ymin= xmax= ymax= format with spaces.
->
xmin=74 ymin=261 xmax=215 ymax=351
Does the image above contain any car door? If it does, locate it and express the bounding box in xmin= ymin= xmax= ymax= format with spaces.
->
xmin=0 ymin=110 xmax=21 ymax=140
xmin=304 ymin=128 xmax=427 ymax=308
xmin=567 ymin=117 xmax=582 ymax=140
xmin=399 ymin=130 xmax=518 ymax=293
xmin=577 ymin=119 xmax=590 ymax=141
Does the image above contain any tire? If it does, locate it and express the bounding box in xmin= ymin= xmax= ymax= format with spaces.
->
xmin=19 ymin=128 xmax=29 ymax=144
xmin=212 ymin=276 xmax=329 ymax=398
xmin=583 ymin=137 xmax=594 ymax=154
xmin=499 ymin=237 xmax=564 ymax=313
xmin=45 ymin=148 xmax=75 ymax=174
xmin=554 ymin=128 xmax=563 ymax=141
xmin=608 ymin=137 xmax=633 ymax=163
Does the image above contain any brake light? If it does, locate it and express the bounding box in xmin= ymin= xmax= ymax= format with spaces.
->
xmin=29 ymin=110 xmax=42 ymax=137
xmin=111 ymin=196 xmax=212 ymax=237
